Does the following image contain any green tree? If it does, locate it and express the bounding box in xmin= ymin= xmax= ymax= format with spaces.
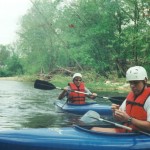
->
xmin=0 ymin=45 xmax=10 ymax=66
xmin=5 ymin=54 xmax=24 ymax=76
xmin=15 ymin=0 xmax=150 ymax=78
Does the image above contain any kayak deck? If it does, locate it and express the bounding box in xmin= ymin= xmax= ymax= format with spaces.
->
xmin=54 ymin=100 xmax=112 ymax=116
xmin=0 ymin=125 xmax=150 ymax=150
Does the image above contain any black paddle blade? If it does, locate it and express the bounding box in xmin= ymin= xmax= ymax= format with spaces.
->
xmin=34 ymin=79 xmax=56 ymax=90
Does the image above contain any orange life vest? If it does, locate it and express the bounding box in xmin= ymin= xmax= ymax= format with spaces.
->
xmin=126 ymin=88 xmax=150 ymax=120
xmin=68 ymin=82 xmax=85 ymax=104
xmin=117 ymin=87 xmax=150 ymax=133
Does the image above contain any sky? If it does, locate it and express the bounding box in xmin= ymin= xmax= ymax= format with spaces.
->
xmin=0 ymin=0 xmax=32 ymax=45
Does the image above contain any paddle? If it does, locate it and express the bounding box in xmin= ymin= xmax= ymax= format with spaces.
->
xmin=34 ymin=79 xmax=125 ymax=105
xmin=80 ymin=110 xmax=150 ymax=136
xmin=80 ymin=110 xmax=132 ymax=130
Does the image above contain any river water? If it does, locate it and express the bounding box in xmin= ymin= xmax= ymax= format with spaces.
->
xmin=0 ymin=80 xmax=127 ymax=130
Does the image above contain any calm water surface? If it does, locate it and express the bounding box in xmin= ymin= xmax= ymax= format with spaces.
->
xmin=0 ymin=80 xmax=127 ymax=130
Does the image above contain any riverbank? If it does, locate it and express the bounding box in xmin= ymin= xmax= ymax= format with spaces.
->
xmin=0 ymin=76 xmax=36 ymax=81
xmin=47 ymin=74 xmax=130 ymax=93
xmin=0 ymin=75 xmax=130 ymax=93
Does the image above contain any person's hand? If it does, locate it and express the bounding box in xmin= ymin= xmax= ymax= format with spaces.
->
xmin=111 ymin=104 xmax=120 ymax=112
xmin=111 ymin=104 xmax=120 ymax=120
xmin=92 ymin=93 xmax=97 ymax=97
xmin=63 ymin=87 xmax=68 ymax=92
xmin=114 ymin=109 xmax=130 ymax=122
xmin=91 ymin=93 xmax=97 ymax=99
xmin=58 ymin=87 xmax=67 ymax=100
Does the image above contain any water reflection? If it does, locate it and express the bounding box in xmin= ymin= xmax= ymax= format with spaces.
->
xmin=0 ymin=80 xmax=127 ymax=130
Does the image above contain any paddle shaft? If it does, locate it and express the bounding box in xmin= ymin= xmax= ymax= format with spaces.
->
xmin=34 ymin=79 xmax=124 ymax=104
xmin=58 ymin=88 xmax=124 ymax=103
xmin=90 ymin=117 xmax=132 ymax=131
xmin=55 ymin=86 xmax=118 ymax=99
xmin=56 ymin=87 xmax=94 ymax=96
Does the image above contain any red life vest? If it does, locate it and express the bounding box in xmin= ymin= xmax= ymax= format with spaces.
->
xmin=117 ymin=87 xmax=150 ymax=133
xmin=126 ymin=88 xmax=150 ymax=120
xmin=68 ymin=82 xmax=85 ymax=104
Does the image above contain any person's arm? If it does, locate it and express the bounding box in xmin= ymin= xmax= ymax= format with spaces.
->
xmin=111 ymin=100 xmax=126 ymax=122
xmin=114 ymin=110 xmax=150 ymax=132
xmin=114 ymin=97 xmax=150 ymax=132
xmin=111 ymin=99 xmax=126 ymax=112
xmin=58 ymin=86 xmax=68 ymax=100
xmin=130 ymin=118 xmax=150 ymax=132
xmin=128 ymin=96 xmax=150 ymax=132
xmin=85 ymin=87 xmax=97 ymax=99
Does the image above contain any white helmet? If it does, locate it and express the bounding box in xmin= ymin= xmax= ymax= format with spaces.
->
xmin=73 ymin=73 xmax=82 ymax=79
xmin=126 ymin=66 xmax=148 ymax=81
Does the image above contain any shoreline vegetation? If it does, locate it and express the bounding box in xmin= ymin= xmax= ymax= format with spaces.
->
xmin=0 ymin=74 xmax=130 ymax=93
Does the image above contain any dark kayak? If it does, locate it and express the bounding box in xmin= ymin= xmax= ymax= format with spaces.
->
xmin=54 ymin=100 xmax=112 ymax=116
xmin=0 ymin=125 xmax=150 ymax=150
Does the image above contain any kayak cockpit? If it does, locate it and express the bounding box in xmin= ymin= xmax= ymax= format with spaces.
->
xmin=73 ymin=125 xmax=143 ymax=136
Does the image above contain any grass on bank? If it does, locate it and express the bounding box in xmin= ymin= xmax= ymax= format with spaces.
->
xmin=51 ymin=74 xmax=130 ymax=93
xmin=0 ymin=72 xmax=130 ymax=93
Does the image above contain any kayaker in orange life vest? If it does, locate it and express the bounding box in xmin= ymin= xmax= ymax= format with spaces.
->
xmin=58 ymin=73 xmax=97 ymax=104
xmin=92 ymin=66 xmax=150 ymax=133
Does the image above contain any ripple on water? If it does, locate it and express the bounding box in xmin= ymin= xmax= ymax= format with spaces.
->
xmin=0 ymin=80 xmax=126 ymax=130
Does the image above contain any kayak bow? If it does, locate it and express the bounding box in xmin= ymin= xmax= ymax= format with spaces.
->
xmin=54 ymin=100 xmax=112 ymax=116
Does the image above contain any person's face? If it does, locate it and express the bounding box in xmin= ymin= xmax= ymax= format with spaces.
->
xmin=129 ymin=80 xmax=145 ymax=96
xmin=73 ymin=77 xmax=82 ymax=86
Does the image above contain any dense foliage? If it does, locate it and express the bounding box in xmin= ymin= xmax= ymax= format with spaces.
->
xmin=0 ymin=0 xmax=149 ymax=78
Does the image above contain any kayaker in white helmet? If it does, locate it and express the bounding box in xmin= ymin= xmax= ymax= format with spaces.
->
xmin=92 ymin=66 xmax=150 ymax=133
xmin=58 ymin=73 xmax=97 ymax=104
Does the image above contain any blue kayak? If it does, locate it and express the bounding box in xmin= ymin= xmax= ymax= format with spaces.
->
xmin=0 ymin=125 xmax=150 ymax=150
xmin=54 ymin=100 xmax=112 ymax=116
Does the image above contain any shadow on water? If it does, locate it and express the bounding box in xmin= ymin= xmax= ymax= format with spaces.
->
xmin=0 ymin=80 xmax=127 ymax=130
